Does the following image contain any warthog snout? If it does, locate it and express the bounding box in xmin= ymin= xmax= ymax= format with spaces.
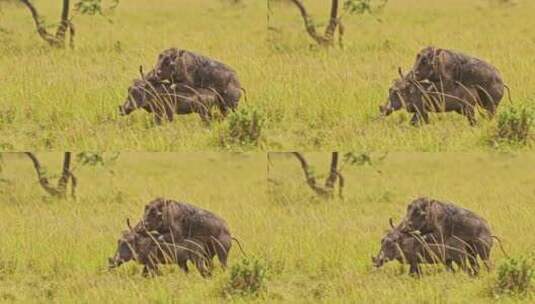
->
xmin=371 ymin=254 xmax=385 ymax=268
xmin=108 ymin=256 xmax=124 ymax=269
xmin=118 ymin=103 xmax=135 ymax=116
xmin=118 ymin=105 xmax=127 ymax=116
xmin=379 ymin=104 xmax=393 ymax=116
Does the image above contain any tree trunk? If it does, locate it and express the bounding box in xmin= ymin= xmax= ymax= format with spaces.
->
xmin=57 ymin=152 xmax=71 ymax=194
xmin=55 ymin=0 xmax=70 ymax=43
xmin=292 ymin=152 xmax=343 ymax=199
xmin=25 ymin=152 xmax=76 ymax=199
xmin=19 ymin=0 xmax=74 ymax=48
xmin=289 ymin=0 xmax=340 ymax=47
xmin=324 ymin=152 xmax=339 ymax=189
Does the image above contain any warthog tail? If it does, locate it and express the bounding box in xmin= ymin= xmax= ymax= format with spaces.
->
xmin=491 ymin=235 xmax=510 ymax=258
xmin=240 ymin=87 xmax=248 ymax=102
xmin=504 ymin=84 xmax=513 ymax=103
xmin=231 ymin=237 xmax=247 ymax=257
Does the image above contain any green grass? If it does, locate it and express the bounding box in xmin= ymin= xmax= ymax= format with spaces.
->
xmin=1 ymin=152 xmax=534 ymax=302
xmin=0 ymin=0 xmax=534 ymax=150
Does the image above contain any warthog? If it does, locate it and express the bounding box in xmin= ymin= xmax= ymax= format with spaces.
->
xmin=135 ymin=198 xmax=236 ymax=272
xmin=108 ymin=220 xmax=213 ymax=277
xmin=380 ymin=68 xmax=481 ymax=125
xmin=399 ymin=197 xmax=494 ymax=273
xmin=411 ymin=46 xmax=506 ymax=117
xmin=153 ymin=48 xmax=242 ymax=114
xmin=118 ymin=68 xmax=223 ymax=124
xmin=372 ymin=219 xmax=476 ymax=276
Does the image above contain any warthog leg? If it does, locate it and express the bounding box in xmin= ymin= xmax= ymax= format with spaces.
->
xmin=409 ymin=262 xmax=422 ymax=277
xmin=142 ymin=264 xmax=161 ymax=277
xmin=410 ymin=111 xmax=429 ymax=126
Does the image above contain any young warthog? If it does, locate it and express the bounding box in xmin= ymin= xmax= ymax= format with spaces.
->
xmin=135 ymin=198 xmax=237 ymax=272
xmin=411 ymin=46 xmax=506 ymax=117
xmin=118 ymin=70 xmax=223 ymax=124
xmin=108 ymin=220 xmax=214 ymax=277
xmin=380 ymin=68 xmax=481 ymax=125
xmin=153 ymin=48 xmax=242 ymax=114
xmin=399 ymin=197 xmax=494 ymax=274
xmin=372 ymin=219 xmax=475 ymax=276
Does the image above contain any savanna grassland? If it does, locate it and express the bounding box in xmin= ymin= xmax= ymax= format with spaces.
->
xmin=268 ymin=152 xmax=535 ymax=303
xmin=0 ymin=0 xmax=268 ymax=150
xmin=0 ymin=0 xmax=534 ymax=150
xmin=1 ymin=152 xmax=534 ymax=303
xmin=0 ymin=152 xmax=269 ymax=303
xmin=267 ymin=0 xmax=535 ymax=151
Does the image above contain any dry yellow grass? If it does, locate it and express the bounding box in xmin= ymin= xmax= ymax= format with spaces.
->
xmin=1 ymin=0 xmax=534 ymax=150
xmin=0 ymin=152 xmax=534 ymax=302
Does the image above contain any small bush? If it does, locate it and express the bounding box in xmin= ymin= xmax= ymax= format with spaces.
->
xmin=493 ymin=255 xmax=534 ymax=297
xmin=493 ymin=106 xmax=535 ymax=145
xmin=218 ymin=106 xmax=265 ymax=148
xmin=222 ymin=257 xmax=268 ymax=298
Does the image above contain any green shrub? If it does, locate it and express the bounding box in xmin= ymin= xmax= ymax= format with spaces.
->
xmin=222 ymin=257 xmax=268 ymax=298
xmin=493 ymin=255 xmax=534 ymax=297
xmin=493 ymin=106 xmax=535 ymax=145
xmin=218 ymin=106 xmax=265 ymax=148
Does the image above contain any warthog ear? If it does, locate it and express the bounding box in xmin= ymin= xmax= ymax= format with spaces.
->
xmin=126 ymin=218 xmax=133 ymax=231
xmin=398 ymin=67 xmax=404 ymax=79
xmin=139 ymin=65 xmax=145 ymax=80
xmin=389 ymin=217 xmax=395 ymax=229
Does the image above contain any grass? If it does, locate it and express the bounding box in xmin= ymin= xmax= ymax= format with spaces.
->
xmin=0 ymin=0 xmax=534 ymax=150
xmin=268 ymin=152 xmax=535 ymax=303
xmin=0 ymin=152 xmax=268 ymax=303
xmin=1 ymin=152 xmax=534 ymax=302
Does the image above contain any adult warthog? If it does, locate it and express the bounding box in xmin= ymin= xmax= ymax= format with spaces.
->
xmin=411 ymin=46 xmax=509 ymax=117
xmin=380 ymin=68 xmax=481 ymax=126
xmin=153 ymin=48 xmax=243 ymax=115
xmin=118 ymin=67 xmax=223 ymax=124
xmin=398 ymin=197 xmax=495 ymax=274
xmin=372 ymin=218 xmax=476 ymax=276
xmin=108 ymin=219 xmax=212 ymax=276
xmin=134 ymin=198 xmax=245 ymax=274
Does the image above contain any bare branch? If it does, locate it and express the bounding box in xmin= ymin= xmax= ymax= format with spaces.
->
xmin=24 ymin=152 xmax=64 ymax=197
xmin=324 ymin=152 xmax=339 ymax=189
xmin=19 ymin=0 xmax=75 ymax=48
xmin=19 ymin=0 xmax=63 ymax=47
xmin=25 ymin=152 xmax=77 ymax=199
xmin=57 ymin=152 xmax=71 ymax=193
xmin=324 ymin=0 xmax=339 ymax=40
xmin=292 ymin=152 xmax=332 ymax=198
xmin=55 ymin=0 xmax=71 ymax=42
xmin=289 ymin=0 xmax=332 ymax=46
